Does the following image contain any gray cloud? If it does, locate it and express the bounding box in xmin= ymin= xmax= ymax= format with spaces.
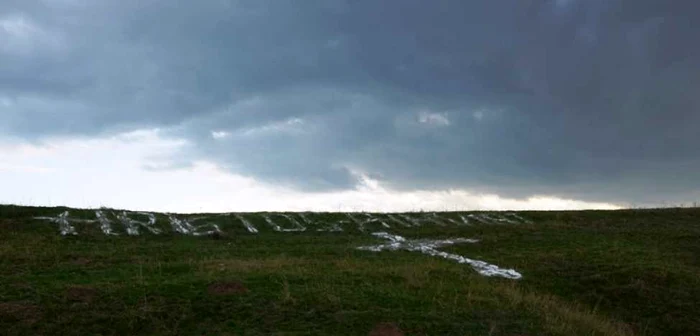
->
xmin=2 ymin=0 xmax=700 ymax=205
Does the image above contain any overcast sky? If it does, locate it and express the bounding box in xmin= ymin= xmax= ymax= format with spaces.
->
xmin=1 ymin=0 xmax=698 ymax=212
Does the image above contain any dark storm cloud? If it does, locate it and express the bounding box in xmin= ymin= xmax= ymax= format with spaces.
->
xmin=2 ymin=0 xmax=700 ymax=204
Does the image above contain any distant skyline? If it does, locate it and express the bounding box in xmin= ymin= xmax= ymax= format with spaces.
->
xmin=2 ymin=1 xmax=699 ymax=212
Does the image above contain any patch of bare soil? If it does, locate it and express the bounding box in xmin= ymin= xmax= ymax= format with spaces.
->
xmin=0 ymin=302 xmax=42 ymax=324
xmin=369 ymin=322 xmax=404 ymax=336
xmin=207 ymin=281 xmax=249 ymax=295
xmin=0 ymin=219 xmax=19 ymax=230
xmin=65 ymin=286 xmax=99 ymax=303
xmin=72 ymin=257 xmax=92 ymax=266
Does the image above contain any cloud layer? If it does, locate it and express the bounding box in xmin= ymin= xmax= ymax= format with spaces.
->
xmin=2 ymin=0 xmax=699 ymax=205
xmin=0 ymin=130 xmax=621 ymax=212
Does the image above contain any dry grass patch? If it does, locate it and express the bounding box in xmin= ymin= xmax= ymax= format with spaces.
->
xmin=208 ymin=281 xmax=249 ymax=296
xmin=200 ymin=256 xmax=312 ymax=273
xmin=0 ymin=219 xmax=19 ymax=230
xmin=0 ymin=302 xmax=42 ymax=324
xmin=71 ymin=257 xmax=93 ymax=266
xmin=492 ymin=283 xmax=634 ymax=336
xmin=368 ymin=322 xmax=404 ymax=336
xmin=64 ymin=286 xmax=99 ymax=303
xmin=332 ymin=258 xmax=454 ymax=288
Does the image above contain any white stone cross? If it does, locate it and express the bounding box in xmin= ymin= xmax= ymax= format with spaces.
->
xmin=357 ymin=232 xmax=522 ymax=280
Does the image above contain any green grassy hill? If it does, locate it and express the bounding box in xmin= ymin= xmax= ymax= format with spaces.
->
xmin=1 ymin=205 xmax=699 ymax=335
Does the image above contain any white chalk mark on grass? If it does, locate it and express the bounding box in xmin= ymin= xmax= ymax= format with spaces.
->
xmin=347 ymin=213 xmax=390 ymax=231
xmin=491 ymin=213 xmax=519 ymax=224
xmin=263 ymin=213 xmax=305 ymax=232
xmin=478 ymin=213 xmax=506 ymax=224
xmin=396 ymin=213 xmax=444 ymax=227
xmin=399 ymin=214 xmax=420 ymax=227
xmin=36 ymin=211 xmax=77 ymax=236
xmin=467 ymin=213 xmax=489 ymax=224
xmin=369 ymin=216 xmax=391 ymax=229
xmin=388 ymin=214 xmax=412 ymax=227
xmin=357 ymin=232 xmax=522 ymax=280
xmin=117 ymin=212 xmax=140 ymax=235
xmin=187 ymin=216 xmax=222 ymax=236
xmin=263 ymin=214 xmax=282 ymax=231
xmin=168 ymin=215 xmax=220 ymax=236
xmin=235 ymin=214 xmax=258 ymax=233
xmin=115 ymin=212 xmax=161 ymax=235
xmin=364 ymin=213 xmax=391 ymax=229
xmin=301 ymin=213 xmax=343 ymax=232
xmin=144 ymin=213 xmax=157 ymax=226
xmin=298 ymin=213 xmax=310 ymax=225
xmin=322 ymin=221 xmax=344 ymax=232
xmin=449 ymin=213 xmax=531 ymax=226
xmin=297 ymin=213 xmax=312 ymax=229
xmin=280 ymin=214 xmax=306 ymax=232
xmin=507 ymin=213 xmax=532 ymax=223
xmin=95 ymin=211 xmax=118 ymax=235
xmin=35 ymin=210 xmax=531 ymax=237
xmin=168 ymin=215 xmax=194 ymax=234
xmin=345 ymin=213 xmax=366 ymax=232
xmin=168 ymin=215 xmax=221 ymax=236
xmin=461 ymin=212 xmax=530 ymax=225
xmin=38 ymin=210 xmax=165 ymax=236
xmin=428 ymin=212 xmax=447 ymax=226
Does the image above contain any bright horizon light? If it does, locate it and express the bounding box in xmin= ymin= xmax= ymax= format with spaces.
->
xmin=0 ymin=129 xmax=622 ymax=213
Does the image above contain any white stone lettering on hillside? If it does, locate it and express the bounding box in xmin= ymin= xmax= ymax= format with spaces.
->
xmin=235 ymin=214 xmax=258 ymax=233
xmin=36 ymin=211 xmax=77 ymax=236
xmin=346 ymin=213 xmax=390 ymax=232
xmin=36 ymin=211 xmax=227 ymax=236
xmin=387 ymin=214 xmax=412 ymax=227
xmin=432 ymin=213 xmax=448 ymax=226
xmin=343 ymin=213 xmax=364 ymax=232
xmin=142 ymin=213 xmax=160 ymax=233
xmin=35 ymin=211 xmax=531 ymax=237
xmin=263 ymin=214 xmax=282 ymax=231
xmin=117 ymin=212 xmax=161 ymax=235
xmin=298 ymin=213 xmax=343 ymax=232
xmin=167 ymin=215 xmax=221 ymax=236
xmin=280 ymin=214 xmax=307 ymax=232
xmin=189 ymin=216 xmax=222 ymax=236
xmin=507 ymin=212 xmax=532 ymax=223
xmin=262 ymin=214 xmax=306 ymax=232
xmin=168 ymin=215 xmax=194 ymax=234
xmin=396 ymin=213 xmax=445 ymax=227
xmin=467 ymin=214 xmax=488 ymax=224
xmin=96 ymin=210 xmax=118 ymax=235
xmin=119 ymin=212 xmax=139 ymax=235
xmin=397 ymin=214 xmax=420 ymax=227
xmin=356 ymin=232 xmax=522 ymax=280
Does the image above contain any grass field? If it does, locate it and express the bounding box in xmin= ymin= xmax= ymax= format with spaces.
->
xmin=1 ymin=205 xmax=699 ymax=335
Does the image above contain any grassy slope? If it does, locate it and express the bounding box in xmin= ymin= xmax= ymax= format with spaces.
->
xmin=1 ymin=205 xmax=699 ymax=335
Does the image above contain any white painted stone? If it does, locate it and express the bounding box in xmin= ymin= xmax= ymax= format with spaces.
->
xmin=280 ymin=214 xmax=306 ymax=232
xmin=357 ymin=232 xmax=522 ymax=280
xmin=95 ymin=210 xmax=118 ymax=235
xmin=235 ymin=214 xmax=258 ymax=233
xmin=116 ymin=211 xmax=161 ymax=235
xmin=35 ymin=211 xmax=77 ymax=236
